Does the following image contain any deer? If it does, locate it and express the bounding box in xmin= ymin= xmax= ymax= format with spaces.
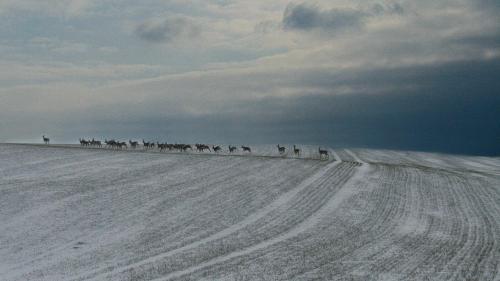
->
xmin=212 ymin=145 xmax=222 ymax=153
xmin=181 ymin=144 xmax=192 ymax=152
xmin=79 ymin=138 xmax=88 ymax=146
xmin=42 ymin=135 xmax=50 ymax=144
xmin=229 ymin=145 xmax=237 ymax=153
xmin=129 ymin=140 xmax=138 ymax=149
xmin=105 ymin=139 xmax=116 ymax=148
xmin=196 ymin=144 xmax=210 ymax=152
xmin=90 ymin=138 xmax=101 ymax=147
xmin=319 ymin=147 xmax=329 ymax=160
xmin=142 ymin=139 xmax=150 ymax=149
xmin=157 ymin=142 xmax=166 ymax=151
xmin=277 ymin=144 xmax=286 ymax=154
xmin=116 ymin=141 xmax=127 ymax=149
xmin=241 ymin=145 xmax=251 ymax=153
xmin=293 ymin=145 xmax=300 ymax=156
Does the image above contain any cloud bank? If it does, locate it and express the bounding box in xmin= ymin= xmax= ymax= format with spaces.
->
xmin=282 ymin=2 xmax=404 ymax=33
xmin=135 ymin=16 xmax=201 ymax=43
xmin=283 ymin=3 xmax=367 ymax=31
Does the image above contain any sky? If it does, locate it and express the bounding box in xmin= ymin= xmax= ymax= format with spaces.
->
xmin=0 ymin=0 xmax=499 ymax=155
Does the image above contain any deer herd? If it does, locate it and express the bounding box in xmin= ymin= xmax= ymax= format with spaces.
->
xmin=44 ymin=136 xmax=329 ymax=160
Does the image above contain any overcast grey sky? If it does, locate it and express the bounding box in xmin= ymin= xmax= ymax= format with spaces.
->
xmin=0 ymin=0 xmax=499 ymax=155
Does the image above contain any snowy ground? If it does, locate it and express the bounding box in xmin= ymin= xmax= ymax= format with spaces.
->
xmin=0 ymin=143 xmax=499 ymax=281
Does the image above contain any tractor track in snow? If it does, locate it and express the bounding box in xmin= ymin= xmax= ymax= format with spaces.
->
xmin=201 ymin=159 xmax=498 ymax=281
xmin=142 ymin=162 xmax=365 ymax=281
xmin=73 ymin=157 xmax=344 ymax=281
xmin=287 ymin=162 xmax=499 ymax=281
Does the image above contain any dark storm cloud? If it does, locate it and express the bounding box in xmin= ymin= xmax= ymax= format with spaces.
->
xmin=282 ymin=2 xmax=403 ymax=32
xmin=449 ymin=33 xmax=500 ymax=48
xmin=17 ymin=58 xmax=498 ymax=155
xmin=188 ymin=58 xmax=499 ymax=155
xmin=282 ymin=3 xmax=367 ymax=31
xmin=478 ymin=0 xmax=500 ymax=9
xmin=135 ymin=17 xmax=200 ymax=43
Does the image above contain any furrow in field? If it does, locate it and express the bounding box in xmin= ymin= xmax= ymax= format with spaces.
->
xmin=47 ymin=161 xmax=320 ymax=281
xmin=173 ymin=162 xmax=372 ymax=281
xmin=337 ymin=164 xmax=419 ymax=278
xmin=2 ymin=144 xmax=499 ymax=280
xmin=380 ymin=170 xmax=454 ymax=279
xmin=400 ymin=172 xmax=464 ymax=279
xmin=330 ymin=149 xmax=340 ymax=162
xmin=334 ymin=149 xmax=356 ymax=162
xmin=61 ymin=159 xmax=337 ymax=281
xmin=475 ymin=176 xmax=500 ymax=279
xmin=340 ymin=166 xmax=492 ymax=280
xmin=3 ymin=149 xmax=324 ymax=281
xmin=75 ymin=160 xmax=344 ymax=280
xmin=373 ymin=167 xmax=472 ymax=279
xmin=295 ymin=164 xmax=500 ymax=281
xmin=286 ymin=164 xmax=432 ymax=280
xmin=0 ymin=156 xmax=211 ymax=275
xmin=423 ymin=174 xmax=480 ymax=280
xmin=442 ymin=174 xmax=499 ymax=281
xmin=425 ymin=171 xmax=498 ymax=281
xmin=90 ymin=162 xmax=355 ymax=281
xmin=139 ymin=162 xmax=362 ymax=280
xmin=141 ymin=162 xmax=364 ymax=281
xmin=344 ymin=149 xmax=364 ymax=164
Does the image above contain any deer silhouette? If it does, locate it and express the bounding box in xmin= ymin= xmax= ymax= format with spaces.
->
xmin=294 ymin=145 xmax=300 ymax=156
xmin=241 ymin=145 xmax=251 ymax=153
xmin=196 ymin=144 xmax=210 ymax=152
xmin=157 ymin=142 xmax=166 ymax=151
xmin=89 ymin=138 xmax=101 ymax=147
xmin=129 ymin=140 xmax=138 ymax=149
xmin=143 ymin=139 xmax=154 ymax=149
xmin=42 ymin=135 xmax=50 ymax=144
xmin=105 ymin=139 xmax=116 ymax=148
xmin=212 ymin=145 xmax=222 ymax=153
xmin=319 ymin=147 xmax=329 ymax=160
xmin=116 ymin=141 xmax=127 ymax=149
xmin=277 ymin=144 xmax=286 ymax=154
xmin=79 ymin=138 xmax=88 ymax=146
xmin=229 ymin=145 xmax=237 ymax=153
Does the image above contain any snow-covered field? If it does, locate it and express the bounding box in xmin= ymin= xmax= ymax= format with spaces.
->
xmin=0 ymin=143 xmax=499 ymax=281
